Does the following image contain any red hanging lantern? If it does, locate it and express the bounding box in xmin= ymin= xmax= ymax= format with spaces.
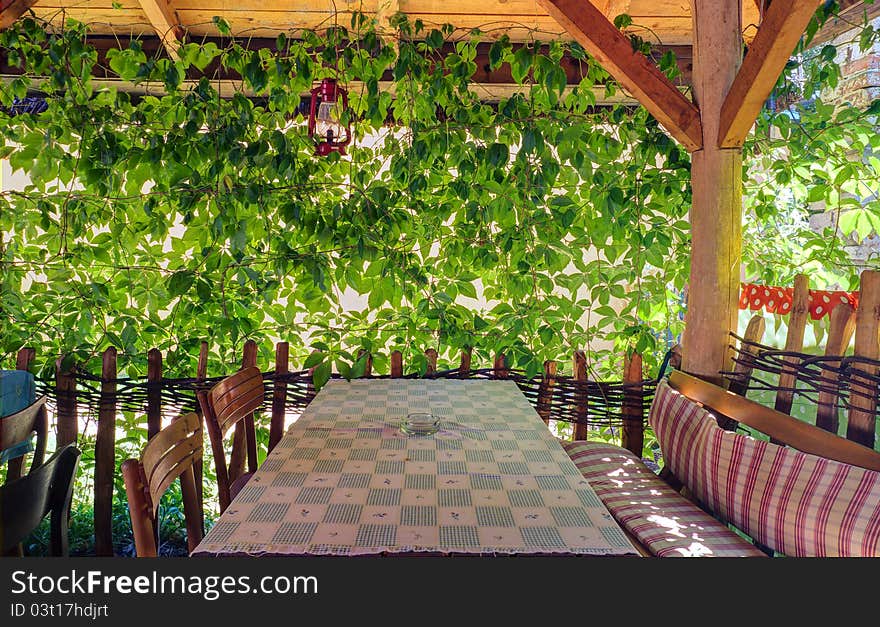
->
xmin=307 ymin=78 xmax=351 ymax=156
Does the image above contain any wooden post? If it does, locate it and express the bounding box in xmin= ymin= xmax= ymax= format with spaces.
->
xmin=727 ymin=314 xmax=766 ymax=396
xmin=774 ymin=274 xmax=810 ymax=415
xmin=15 ymin=347 xmax=35 ymax=371
xmin=54 ymin=355 xmax=77 ymax=447
xmin=229 ymin=339 xmax=258 ymax=481
xmin=94 ymin=347 xmax=117 ymax=557
xmin=424 ymin=349 xmax=437 ymax=375
xmin=681 ymin=0 xmax=744 ymax=384
xmin=847 ymin=270 xmax=880 ymax=448
xmin=816 ymin=303 xmax=856 ymax=434
xmin=458 ymin=347 xmax=472 ymax=375
xmin=572 ymin=350 xmax=589 ymax=440
xmin=146 ymin=348 xmax=163 ymax=440
xmin=621 ymin=352 xmax=644 ymax=457
xmin=197 ymin=341 xmax=209 ymax=382
xmin=493 ymin=353 xmax=508 ymax=379
xmin=390 ymin=350 xmax=403 ymax=378
xmin=270 ymin=341 xmax=289 ymax=452
xmin=536 ymin=360 xmax=557 ymax=426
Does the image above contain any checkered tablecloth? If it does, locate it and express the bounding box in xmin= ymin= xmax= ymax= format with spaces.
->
xmin=192 ymin=379 xmax=638 ymax=556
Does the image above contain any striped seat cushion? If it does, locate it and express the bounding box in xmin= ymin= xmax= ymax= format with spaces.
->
xmin=649 ymin=378 xmax=880 ymax=557
xmin=561 ymin=440 xmax=766 ymax=557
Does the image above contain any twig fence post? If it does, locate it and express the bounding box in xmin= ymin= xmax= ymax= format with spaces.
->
xmin=94 ymin=347 xmax=117 ymax=556
xmin=55 ymin=355 xmax=77 ymax=447
xmin=270 ymin=341 xmax=289 ymax=452
xmin=146 ymin=348 xmax=162 ymax=440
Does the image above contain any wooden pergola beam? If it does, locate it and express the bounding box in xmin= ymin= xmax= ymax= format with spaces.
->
xmin=537 ymin=0 xmax=703 ymax=151
xmin=718 ymin=0 xmax=822 ymax=147
xmin=0 ymin=0 xmax=39 ymax=30
xmin=136 ymin=0 xmax=184 ymax=61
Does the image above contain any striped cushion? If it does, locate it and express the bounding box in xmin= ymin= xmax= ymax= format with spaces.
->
xmin=562 ymin=440 xmax=766 ymax=557
xmin=649 ymin=379 xmax=880 ymax=557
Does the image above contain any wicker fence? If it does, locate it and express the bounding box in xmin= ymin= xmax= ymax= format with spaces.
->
xmin=8 ymin=340 xmax=661 ymax=556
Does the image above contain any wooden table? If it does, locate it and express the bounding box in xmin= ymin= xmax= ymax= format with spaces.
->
xmin=192 ymin=378 xmax=639 ymax=556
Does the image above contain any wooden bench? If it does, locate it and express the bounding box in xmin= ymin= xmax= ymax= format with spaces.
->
xmin=564 ymin=370 xmax=880 ymax=557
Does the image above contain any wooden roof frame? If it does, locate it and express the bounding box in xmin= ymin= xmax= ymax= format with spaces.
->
xmin=537 ymin=0 xmax=703 ymax=151
xmin=0 ymin=0 xmax=40 ymax=30
xmin=136 ymin=0 xmax=183 ymax=61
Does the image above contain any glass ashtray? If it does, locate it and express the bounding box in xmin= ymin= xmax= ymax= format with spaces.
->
xmin=401 ymin=412 xmax=440 ymax=436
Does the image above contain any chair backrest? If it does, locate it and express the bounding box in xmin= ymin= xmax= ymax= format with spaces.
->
xmin=122 ymin=412 xmax=203 ymax=557
xmin=669 ymin=370 xmax=880 ymax=472
xmin=656 ymin=373 xmax=880 ymax=556
xmin=1 ymin=444 xmax=81 ymax=556
xmin=197 ymin=366 xmax=264 ymax=513
xmin=1 ymin=395 xmax=49 ymax=483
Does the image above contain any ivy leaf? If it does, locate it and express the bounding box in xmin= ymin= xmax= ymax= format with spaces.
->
xmin=212 ymin=16 xmax=231 ymax=36
xmin=303 ymin=352 xmax=324 ymax=369
xmin=511 ymin=47 xmax=532 ymax=84
xmin=167 ymin=271 xmax=195 ymax=296
xmin=313 ymin=361 xmax=331 ymax=391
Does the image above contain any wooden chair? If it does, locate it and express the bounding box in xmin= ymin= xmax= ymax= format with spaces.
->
xmin=121 ymin=412 xmax=204 ymax=557
xmin=197 ymin=366 xmax=264 ymax=513
xmin=1 ymin=395 xmax=49 ymax=483
xmin=1 ymin=444 xmax=81 ymax=556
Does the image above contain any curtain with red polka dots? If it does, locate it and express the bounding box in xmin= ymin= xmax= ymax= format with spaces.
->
xmin=739 ymin=284 xmax=859 ymax=320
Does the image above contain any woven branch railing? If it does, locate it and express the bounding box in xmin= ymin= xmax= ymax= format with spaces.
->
xmin=7 ymin=341 xmax=660 ymax=556
xmin=45 ymin=368 xmax=655 ymax=428
xmin=722 ymin=333 xmax=880 ymax=443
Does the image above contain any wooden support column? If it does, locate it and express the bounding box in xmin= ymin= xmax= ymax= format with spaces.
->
xmin=681 ymin=0 xmax=744 ymax=384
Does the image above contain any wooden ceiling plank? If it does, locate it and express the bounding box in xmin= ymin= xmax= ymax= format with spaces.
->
xmin=136 ymin=0 xmax=183 ymax=60
xmin=718 ymin=0 xmax=822 ymax=148
xmin=0 ymin=74 xmax=637 ymax=105
xmin=536 ymin=0 xmax=702 ymax=151
xmin=1 ymin=0 xmax=41 ymax=30
xmin=602 ymin=1 xmax=632 ymax=20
